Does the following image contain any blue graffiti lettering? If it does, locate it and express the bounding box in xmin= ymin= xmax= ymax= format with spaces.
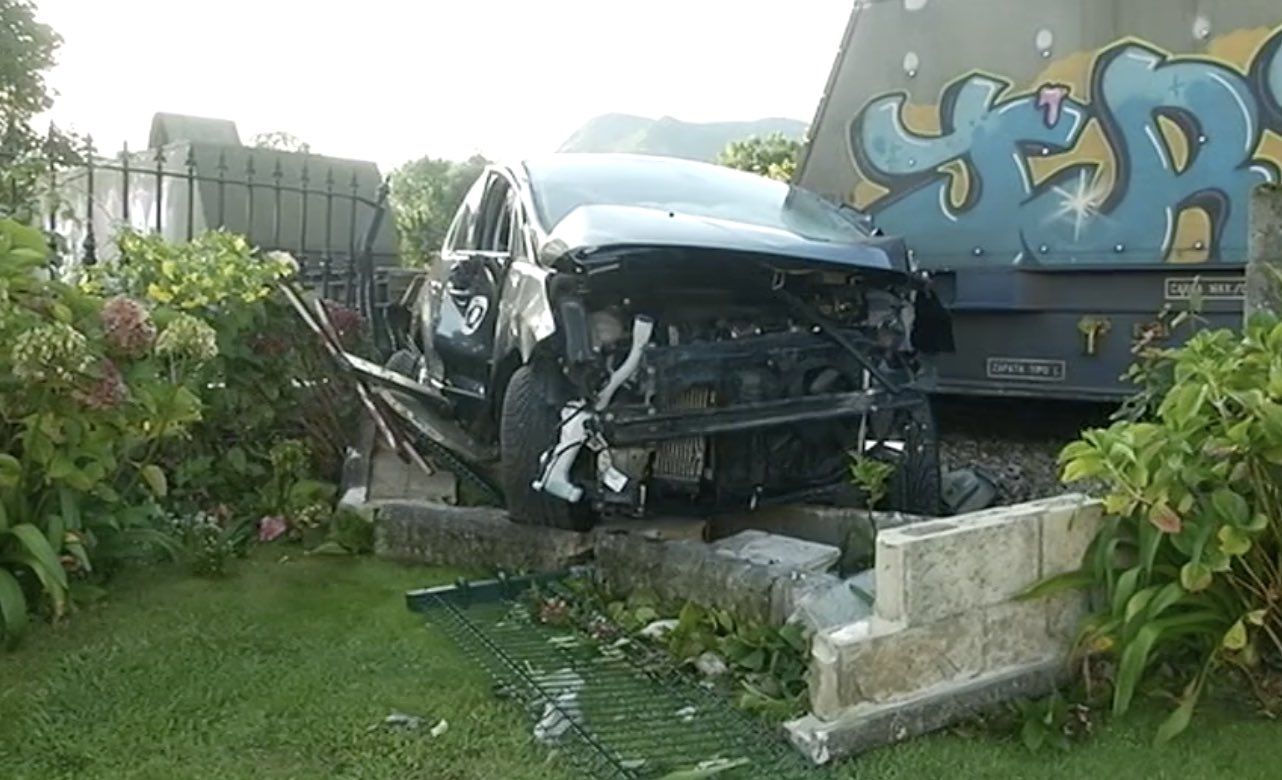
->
xmin=851 ymin=32 xmax=1282 ymax=267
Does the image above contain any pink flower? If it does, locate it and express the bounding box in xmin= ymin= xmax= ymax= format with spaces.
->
xmin=75 ymin=359 xmax=128 ymax=411
xmin=101 ymin=296 xmax=157 ymax=358
xmin=258 ymin=515 xmax=288 ymax=542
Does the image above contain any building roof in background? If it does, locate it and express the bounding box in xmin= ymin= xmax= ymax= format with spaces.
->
xmin=149 ymin=112 xmax=242 ymax=148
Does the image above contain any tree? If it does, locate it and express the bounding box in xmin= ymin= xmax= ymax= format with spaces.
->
xmin=717 ymin=132 xmax=802 ymax=182
xmin=0 ymin=0 xmax=77 ymax=218
xmin=389 ymin=154 xmax=488 ymax=266
xmin=251 ymin=131 xmax=311 ymax=154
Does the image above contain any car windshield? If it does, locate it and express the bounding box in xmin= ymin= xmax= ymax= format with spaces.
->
xmin=525 ymin=155 xmax=869 ymax=244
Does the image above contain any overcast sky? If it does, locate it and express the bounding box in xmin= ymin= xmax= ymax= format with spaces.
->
xmin=35 ymin=0 xmax=852 ymax=172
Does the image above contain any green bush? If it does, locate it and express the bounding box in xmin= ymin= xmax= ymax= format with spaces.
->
xmin=0 ymin=219 xmax=205 ymax=643
xmin=717 ymin=133 xmax=802 ymax=182
xmin=0 ymin=223 xmax=366 ymax=644
xmin=104 ymin=230 xmax=362 ymax=524
xmin=1056 ymin=314 xmax=1282 ymax=741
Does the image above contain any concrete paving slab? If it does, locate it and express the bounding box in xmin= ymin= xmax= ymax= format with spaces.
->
xmin=593 ymin=516 xmax=708 ymax=542
xmin=712 ymin=529 xmax=840 ymax=572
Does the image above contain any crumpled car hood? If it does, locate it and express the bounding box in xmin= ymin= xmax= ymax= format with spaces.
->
xmin=539 ymin=204 xmax=908 ymax=274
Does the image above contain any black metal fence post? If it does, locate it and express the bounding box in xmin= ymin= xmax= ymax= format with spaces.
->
xmin=82 ymin=136 xmax=97 ymax=266
xmin=216 ymin=150 xmax=227 ymax=227
xmin=298 ymin=154 xmax=309 ymax=276
xmin=185 ymin=146 xmax=197 ymax=240
xmin=153 ymin=146 xmax=165 ymax=233
xmin=361 ymin=181 xmax=391 ymax=350
xmin=45 ymin=138 xmax=58 ymax=238
xmin=322 ymin=166 xmax=334 ymax=300
xmin=346 ymin=171 xmax=358 ymax=307
xmin=245 ymin=153 xmax=256 ymax=238
xmin=120 ymin=141 xmax=130 ymax=225
xmin=271 ymin=156 xmax=283 ymax=248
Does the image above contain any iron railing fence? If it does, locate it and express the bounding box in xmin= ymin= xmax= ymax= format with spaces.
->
xmin=2 ymin=135 xmax=401 ymax=352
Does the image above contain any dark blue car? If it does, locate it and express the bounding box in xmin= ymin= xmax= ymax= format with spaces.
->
xmin=392 ymin=153 xmax=951 ymax=528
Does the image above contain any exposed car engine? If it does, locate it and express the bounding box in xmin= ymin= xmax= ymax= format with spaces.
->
xmin=533 ymin=252 xmax=940 ymax=517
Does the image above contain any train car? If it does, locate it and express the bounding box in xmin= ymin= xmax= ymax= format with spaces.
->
xmin=797 ymin=0 xmax=1282 ymax=400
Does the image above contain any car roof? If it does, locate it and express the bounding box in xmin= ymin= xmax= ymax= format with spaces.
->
xmin=516 ymin=154 xmax=902 ymax=274
xmin=520 ymin=152 xmax=781 ymax=191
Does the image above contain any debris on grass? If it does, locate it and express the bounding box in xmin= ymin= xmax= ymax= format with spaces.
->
xmin=532 ymin=668 xmax=586 ymax=744
xmin=693 ymin=652 xmax=728 ymax=678
xmin=370 ymin=711 xmax=424 ymax=732
xmin=640 ymin=619 xmax=679 ymax=640
xmin=657 ymin=756 xmax=751 ymax=778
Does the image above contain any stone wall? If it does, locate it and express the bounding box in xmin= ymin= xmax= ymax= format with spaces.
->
xmin=786 ymin=494 xmax=1104 ymax=764
xmin=594 ymin=530 xmax=862 ymax=629
xmin=375 ymin=500 xmax=594 ymax=572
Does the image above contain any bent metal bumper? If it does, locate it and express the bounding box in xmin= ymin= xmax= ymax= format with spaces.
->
xmin=597 ymin=390 xmax=921 ymax=446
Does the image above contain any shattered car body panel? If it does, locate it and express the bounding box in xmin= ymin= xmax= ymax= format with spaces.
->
xmin=380 ymin=154 xmax=952 ymax=524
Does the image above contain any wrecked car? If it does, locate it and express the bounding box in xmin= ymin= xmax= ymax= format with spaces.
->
xmin=380 ymin=154 xmax=952 ymax=530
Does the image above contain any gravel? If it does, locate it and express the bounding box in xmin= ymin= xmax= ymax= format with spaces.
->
xmin=935 ymin=397 xmax=1115 ymax=506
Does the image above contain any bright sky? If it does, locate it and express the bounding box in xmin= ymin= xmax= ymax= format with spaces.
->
xmin=36 ymin=0 xmax=852 ymax=173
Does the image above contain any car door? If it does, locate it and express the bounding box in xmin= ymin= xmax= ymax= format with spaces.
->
xmin=424 ymin=170 xmax=516 ymax=408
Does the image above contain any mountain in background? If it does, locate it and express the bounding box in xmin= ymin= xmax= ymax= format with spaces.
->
xmin=557 ymin=114 xmax=806 ymax=161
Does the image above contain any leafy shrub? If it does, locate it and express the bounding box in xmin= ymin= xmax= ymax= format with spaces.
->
xmin=168 ymin=508 xmax=245 ymax=578
xmin=307 ymin=507 xmax=375 ymax=556
xmin=0 ymin=220 xmax=207 ymax=643
xmin=849 ymin=456 xmax=895 ymax=509
xmin=1011 ymin=690 xmax=1097 ymax=753
xmin=1057 ymin=314 xmax=1282 ymax=741
xmin=103 ymin=230 xmax=359 ymax=522
xmin=717 ymin=133 xmax=801 ymax=182
xmin=662 ymin=601 xmax=809 ymax=718
xmin=0 ymin=223 xmax=365 ymax=643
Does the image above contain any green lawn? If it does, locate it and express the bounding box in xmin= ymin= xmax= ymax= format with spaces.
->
xmin=2 ymin=553 xmax=1281 ymax=780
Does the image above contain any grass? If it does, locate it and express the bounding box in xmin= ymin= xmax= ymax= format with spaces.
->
xmin=2 ymin=553 xmax=1282 ymax=779
xmin=0 ymin=553 xmax=572 ymax=780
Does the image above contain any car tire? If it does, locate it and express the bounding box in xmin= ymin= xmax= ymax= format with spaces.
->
xmin=500 ymin=362 xmax=595 ymax=532
xmin=885 ymin=396 xmax=942 ymax=516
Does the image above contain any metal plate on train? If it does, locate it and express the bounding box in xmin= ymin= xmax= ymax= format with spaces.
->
xmin=1163 ymin=277 xmax=1247 ymax=302
xmin=985 ymin=357 xmax=1067 ymax=383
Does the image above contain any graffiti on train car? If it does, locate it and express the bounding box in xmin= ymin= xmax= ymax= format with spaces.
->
xmin=849 ymin=27 xmax=1282 ymax=267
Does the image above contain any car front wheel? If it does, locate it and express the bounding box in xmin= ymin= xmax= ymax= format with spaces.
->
xmin=500 ymin=362 xmax=595 ymax=532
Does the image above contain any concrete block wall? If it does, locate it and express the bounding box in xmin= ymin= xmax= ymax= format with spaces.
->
xmin=790 ymin=494 xmax=1103 ymax=762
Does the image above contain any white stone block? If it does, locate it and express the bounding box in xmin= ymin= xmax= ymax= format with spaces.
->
xmin=1041 ymin=495 xmax=1105 ymax=577
xmin=873 ymin=537 xmax=905 ymax=623
xmin=810 ymin=613 xmax=985 ymax=718
xmin=982 ymin=600 xmax=1063 ymax=672
xmin=1045 ymin=590 xmax=1092 ymax=647
xmin=874 ymin=506 xmax=1042 ymax=626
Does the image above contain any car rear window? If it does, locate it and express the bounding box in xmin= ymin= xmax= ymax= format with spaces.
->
xmin=524 ymin=155 xmax=870 ymax=244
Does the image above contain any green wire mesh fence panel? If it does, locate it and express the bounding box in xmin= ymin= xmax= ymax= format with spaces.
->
xmin=409 ymin=578 xmax=814 ymax=780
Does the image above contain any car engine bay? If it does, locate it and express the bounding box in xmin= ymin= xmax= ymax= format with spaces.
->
xmin=531 ymin=251 xmax=944 ymax=517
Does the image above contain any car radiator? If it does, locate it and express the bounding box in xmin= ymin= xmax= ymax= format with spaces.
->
xmin=651 ymin=385 xmax=712 ymax=485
